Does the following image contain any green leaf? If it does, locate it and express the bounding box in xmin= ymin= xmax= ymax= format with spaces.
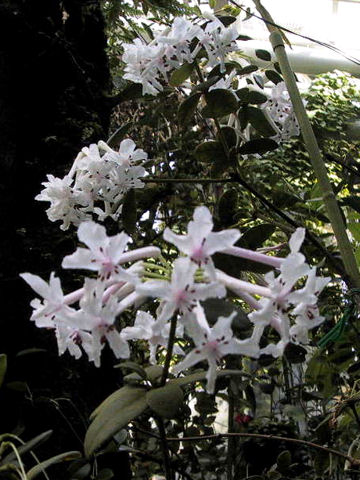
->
xmin=236 ymin=87 xmax=250 ymax=103
xmin=2 ymin=431 xmax=53 ymax=465
xmin=255 ymin=49 xmax=272 ymax=61
xmin=247 ymin=106 xmax=278 ymax=136
xmin=0 ymin=354 xmax=7 ymax=388
xmin=248 ymin=91 xmax=268 ymax=104
xmin=169 ymin=62 xmax=195 ymax=87
xmin=201 ymin=299 xmax=251 ymax=335
xmin=146 ymin=384 xmax=183 ymax=418
xmin=194 ymin=141 xmax=225 ymax=163
xmin=276 ymin=450 xmax=291 ymax=469
xmin=124 ymin=365 xmax=163 ymax=384
xmin=348 ymin=223 xmax=360 ymax=242
xmin=16 ymin=348 xmax=47 ymax=357
xmin=170 ymin=369 xmax=249 ymax=387
xmin=96 ymin=468 xmax=115 ymax=480
xmin=122 ymin=189 xmax=137 ymax=234
xmin=284 ymin=343 xmax=307 ymax=364
xmin=217 ymin=16 xmax=237 ymax=27
xmin=238 ymin=106 xmax=249 ymax=129
xmin=178 ymin=93 xmax=201 ymax=125
xmin=107 ymin=123 xmax=131 ymax=148
xmin=85 ymin=386 xmax=148 ymax=456
xmin=239 ymin=224 xmax=275 ymax=249
xmin=218 ymin=189 xmax=238 ymax=225
xmin=114 ymin=361 xmax=147 ymax=380
xmin=216 ymin=126 xmax=237 ymax=148
xmin=265 ymin=69 xmax=283 ymax=85
xmin=203 ymin=89 xmax=238 ymax=117
xmin=26 ymin=451 xmax=81 ymax=479
xmin=238 ymin=138 xmax=278 ymax=155
xmin=237 ymin=65 xmax=258 ymax=75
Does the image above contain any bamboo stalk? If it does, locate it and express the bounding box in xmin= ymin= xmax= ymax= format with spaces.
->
xmin=269 ymin=31 xmax=360 ymax=288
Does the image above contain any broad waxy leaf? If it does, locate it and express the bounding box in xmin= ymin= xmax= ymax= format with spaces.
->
xmin=146 ymin=384 xmax=183 ymax=418
xmin=237 ymin=65 xmax=258 ymax=76
xmin=178 ymin=93 xmax=201 ymax=125
xmin=169 ymin=62 xmax=195 ymax=87
xmin=194 ymin=141 xmax=225 ymax=163
xmin=216 ymin=126 xmax=237 ymax=148
xmin=201 ymin=299 xmax=251 ymax=337
xmin=247 ymin=106 xmax=278 ymax=136
xmin=114 ymin=361 xmax=147 ymax=379
xmin=203 ymin=89 xmax=238 ymax=117
xmin=85 ymin=385 xmax=148 ymax=456
xmin=238 ymin=138 xmax=278 ymax=155
xmin=255 ymin=49 xmax=272 ymax=61
xmin=265 ymin=69 xmax=283 ymax=84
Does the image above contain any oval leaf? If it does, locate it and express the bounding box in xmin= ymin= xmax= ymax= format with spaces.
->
xmin=247 ymin=106 xmax=277 ymax=137
xmin=194 ymin=141 xmax=225 ymax=163
xmin=204 ymin=89 xmax=238 ymax=117
xmin=238 ymin=138 xmax=278 ymax=155
xmin=265 ymin=69 xmax=283 ymax=85
xmin=146 ymin=384 xmax=184 ymax=418
xmin=178 ymin=93 xmax=201 ymax=125
xmin=85 ymin=386 xmax=147 ymax=456
xmin=255 ymin=49 xmax=272 ymax=61
xmin=170 ymin=62 xmax=195 ymax=87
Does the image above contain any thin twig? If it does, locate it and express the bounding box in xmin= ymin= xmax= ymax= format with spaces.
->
xmin=155 ymin=418 xmax=174 ymax=480
xmin=142 ymin=178 xmax=238 ymax=184
xmin=160 ymin=316 xmax=178 ymax=386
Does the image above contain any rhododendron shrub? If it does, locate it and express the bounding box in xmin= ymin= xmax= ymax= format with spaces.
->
xmin=20 ymin=9 xmax=349 ymax=480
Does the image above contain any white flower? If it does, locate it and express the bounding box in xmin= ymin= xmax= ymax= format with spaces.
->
xmin=62 ymin=221 xmax=135 ymax=282
xmin=288 ymin=268 xmax=329 ymax=343
xmin=173 ymin=304 xmax=259 ymax=393
xmin=72 ymin=279 xmax=130 ymax=367
xmin=122 ymin=311 xmax=184 ymax=364
xmin=197 ymin=20 xmax=239 ymax=73
xmin=36 ymin=175 xmax=90 ymax=230
xmin=100 ymin=139 xmax=148 ymax=167
xmin=157 ymin=17 xmax=202 ymax=64
xmin=264 ymin=81 xmax=300 ymax=143
xmin=248 ymin=229 xmax=310 ymax=341
xmin=20 ymin=272 xmax=73 ymax=327
xmin=108 ymin=165 xmax=146 ymax=200
xmin=163 ymin=206 xmax=240 ymax=280
xmin=136 ymin=257 xmax=226 ymax=330
xmin=56 ymin=323 xmax=94 ymax=361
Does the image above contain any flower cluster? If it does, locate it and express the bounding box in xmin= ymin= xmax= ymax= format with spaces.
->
xmin=36 ymin=139 xmax=148 ymax=230
xmin=263 ymin=81 xmax=300 ymax=143
xmin=122 ymin=16 xmax=239 ymax=96
xmin=22 ymin=206 xmax=330 ymax=393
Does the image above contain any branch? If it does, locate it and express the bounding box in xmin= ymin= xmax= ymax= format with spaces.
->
xmin=165 ymin=432 xmax=360 ymax=466
xmin=142 ymin=178 xmax=238 ymax=184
